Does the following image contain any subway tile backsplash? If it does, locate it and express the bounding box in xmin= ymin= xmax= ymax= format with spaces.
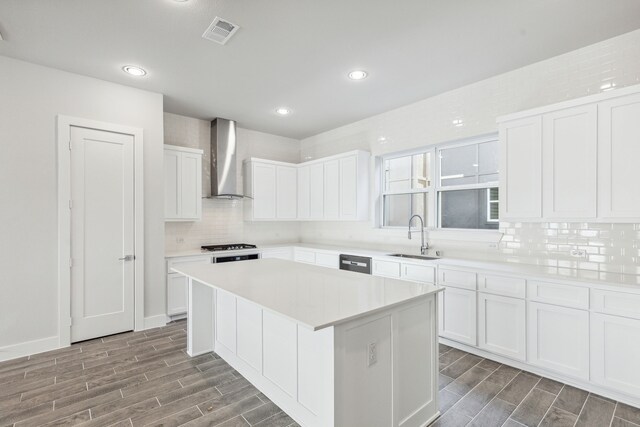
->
xmin=499 ymin=222 xmax=639 ymax=275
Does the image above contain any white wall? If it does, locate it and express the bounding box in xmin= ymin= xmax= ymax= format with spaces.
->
xmin=298 ymin=29 xmax=640 ymax=274
xmin=164 ymin=113 xmax=301 ymax=252
xmin=0 ymin=56 xmax=165 ymax=353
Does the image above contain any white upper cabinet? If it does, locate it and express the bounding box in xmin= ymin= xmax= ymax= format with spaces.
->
xmin=499 ymin=116 xmax=542 ymax=220
xmin=598 ymin=92 xmax=640 ymax=220
xmin=244 ymin=150 xmax=370 ymax=221
xmin=543 ymin=105 xmax=597 ymax=219
xmin=164 ymin=145 xmax=203 ymax=222
xmin=499 ymin=84 xmax=640 ymax=222
xmin=297 ymin=165 xmax=310 ymax=219
xmin=248 ymin=162 xmax=277 ymax=220
xmin=276 ymin=165 xmax=297 ymax=219
xmin=323 ymin=159 xmax=341 ymax=219
xmin=309 ymin=163 xmax=325 ymax=219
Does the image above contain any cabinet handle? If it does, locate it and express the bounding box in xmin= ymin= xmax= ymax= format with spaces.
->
xmin=119 ymin=255 xmax=135 ymax=261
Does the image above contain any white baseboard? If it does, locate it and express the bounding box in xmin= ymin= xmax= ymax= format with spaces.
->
xmin=142 ymin=314 xmax=169 ymax=330
xmin=0 ymin=335 xmax=60 ymax=363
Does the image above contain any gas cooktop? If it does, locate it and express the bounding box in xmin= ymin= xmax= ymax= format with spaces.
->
xmin=201 ymin=243 xmax=257 ymax=252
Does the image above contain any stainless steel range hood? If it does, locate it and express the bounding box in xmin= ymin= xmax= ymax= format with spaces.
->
xmin=209 ymin=118 xmax=247 ymax=199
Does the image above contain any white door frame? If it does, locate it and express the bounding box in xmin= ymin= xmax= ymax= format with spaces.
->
xmin=57 ymin=115 xmax=145 ymax=347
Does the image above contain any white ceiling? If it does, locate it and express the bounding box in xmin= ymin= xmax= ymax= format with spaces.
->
xmin=1 ymin=0 xmax=640 ymax=139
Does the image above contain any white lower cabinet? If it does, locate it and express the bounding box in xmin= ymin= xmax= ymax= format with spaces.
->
xmin=167 ymin=274 xmax=188 ymax=316
xmin=528 ymin=302 xmax=589 ymax=380
xmin=236 ymin=299 xmax=262 ymax=372
xmin=591 ymin=312 xmax=640 ymax=397
xmin=439 ymin=286 xmax=477 ymax=346
xmin=372 ymin=259 xmax=401 ymax=278
xmin=261 ymin=248 xmax=293 ymax=260
xmin=478 ymin=293 xmax=526 ymax=361
xmin=263 ymin=310 xmax=298 ymax=397
xmin=166 ymin=255 xmax=212 ymax=317
xmin=215 ymin=290 xmax=237 ymax=353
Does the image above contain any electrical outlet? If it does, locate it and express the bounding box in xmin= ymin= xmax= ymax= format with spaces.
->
xmin=367 ymin=342 xmax=377 ymax=367
xmin=570 ymin=248 xmax=587 ymax=258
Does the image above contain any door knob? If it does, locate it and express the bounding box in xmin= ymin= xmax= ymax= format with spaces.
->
xmin=119 ymin=255 xmax=135 ymax=261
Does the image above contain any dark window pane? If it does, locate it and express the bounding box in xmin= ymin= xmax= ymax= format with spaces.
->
xmin=439 ymin=188 xmax=499 ymax=229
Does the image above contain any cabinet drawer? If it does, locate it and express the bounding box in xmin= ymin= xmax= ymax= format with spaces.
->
xmin=592 ymin=289 xmax=640 ymax=320
xmin=527 ymin=281 xmax=589 ymax=309
xmin=261 ymin=249 xmax=292 ymax=260
xmin=294 ymin=249 xmax=316 ymax=264
xmin=478 ymin=274 xmax=526 ymax=299
xmin=438 ymin=268 xmax=477 ymax=290
xmin=167 ymin=255 xmax=212 ymax=274
xmin=315 ymin=252 xmax=339 ymax=269
xmin=373 ymin=259 xmax=401 ymax=278
xmin=402 ymin=263 xmax=435 ymax=283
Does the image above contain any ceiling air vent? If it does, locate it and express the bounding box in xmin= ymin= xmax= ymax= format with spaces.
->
xmin=202 ymin=17 xmax=239 ymax=45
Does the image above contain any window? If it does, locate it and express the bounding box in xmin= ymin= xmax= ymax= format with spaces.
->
xmin=380 ymin=136 xmax=499 ymax=230
xmin=382 ymin=152 xmax=431 ymax=227
xmin=437 ymin=139 xmax=499 ymax=230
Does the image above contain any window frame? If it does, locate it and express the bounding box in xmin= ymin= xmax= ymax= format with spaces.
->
xmin=380 ymin=148 xmax=435 ymax=228
xmin=379 ymin=133 xmax=499 ymax=231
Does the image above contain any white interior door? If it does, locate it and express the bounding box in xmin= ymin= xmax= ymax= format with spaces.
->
xmin=70 ymin=126 xmax=135 ymax=342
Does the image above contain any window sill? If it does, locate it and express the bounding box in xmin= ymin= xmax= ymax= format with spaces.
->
xmin=379 ymin=226 xmax=503 ymax=244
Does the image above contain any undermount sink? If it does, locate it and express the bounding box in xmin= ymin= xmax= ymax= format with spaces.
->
xmin=388 ymin=253 xmax=439 ymax=261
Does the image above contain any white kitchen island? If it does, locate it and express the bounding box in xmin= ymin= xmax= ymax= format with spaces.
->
xmin=172 ymin=259 xmax=443 ymax=427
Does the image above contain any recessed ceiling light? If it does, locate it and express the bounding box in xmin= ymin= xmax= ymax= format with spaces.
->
xmin=122 ymin=65 xmax=147 ymax=77
xmin=276 ymin=107 xmax=291 ymax=116
xmin=452 ymin=119 xmax=464 ymax=127
xmin=348 ymin=70 xmax=368 ymax=80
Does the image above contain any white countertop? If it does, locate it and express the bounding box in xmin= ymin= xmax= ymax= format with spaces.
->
xmin=172 ymin=258 xmax=442 ymax=331
xmin=166 ymin=241 xmax=640 ymax=290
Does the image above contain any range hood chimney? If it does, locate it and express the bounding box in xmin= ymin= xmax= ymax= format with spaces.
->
xmin=210 ymin=118 xmax=246 ymax=199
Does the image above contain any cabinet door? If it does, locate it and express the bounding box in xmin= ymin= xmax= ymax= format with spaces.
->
xmin=236 ymin=299 xmax=262 ymax=372
xmin=591 ymin=313 xmax=640 ymax=397
xmin=252 ymin=163 xmax=277 ymax=219
xmin=543 ymin=105 xmax=597 ymax=219
xmin=263 ymin=311 xmax=297 ymax=397
xmin=164 ymin=150 xmax=181 ymax=219
xmin=528 ymin=302 xmax=589 ymax=380
xmin=180 ymin=152 xmax=202 ymax=220
xmin=478 ymin=293 xmax=525 ymax=361
xmin=598 ymin=93 xmax=640 ymax=220
xmin=499 ymin=116 xmax=542 ymax=219
xmin=215 ymin=290 xmax=237 ymax=353
xmin=297 ymin=165 xmax=310 ymax=219
xmin=324 ymin=160 xmax=340 ymax=219
xmin=167 ymin=274 xmax=187 ymax=316
xmin=276 ymin=166 xmax=297 ymax=219
xmin=309 ymin=163 xmax=325 ymax=219
xmin=439 ymin=287 xmax=477 ymax=346
xmin=340 ymin=155 xmax=358 ymax=219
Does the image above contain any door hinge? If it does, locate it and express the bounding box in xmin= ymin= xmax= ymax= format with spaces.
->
xmin=68 ymin=140 xmax=72 ymax=150
xmin=69 ymin=200 xmax=73 ymax=209
xmin=69 ymin=258 xmax=73 ymax=268
xmin=68 ymin=317 xmax=73 ymax=327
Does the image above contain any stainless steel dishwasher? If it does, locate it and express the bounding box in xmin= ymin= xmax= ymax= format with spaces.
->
xmin=339 ymin=254 xmax=372 ymax=274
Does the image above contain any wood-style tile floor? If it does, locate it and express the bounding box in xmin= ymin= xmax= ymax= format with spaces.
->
xmin=435 ymin=344 xmax=640 ymax=427
xmin=2 ymin=320 xmax=640 ymax=427
xmin=0 ymin=320 xmax=298 ymax=427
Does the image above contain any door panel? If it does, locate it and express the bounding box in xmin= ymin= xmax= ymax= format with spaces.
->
xmin=70 ymin=127 xmax=134 ymax=342
xmin=543 ymin=105 xmax=597 ymax=218
xmin=324 ymin=160 xmax=340 ymax=219
xmin=309 ymin=163 xmax=324 ymax=219
xmin=276 ymin=166 xmax=297 ymax=219
xmin=252 ymin=163 xmax=276 ymax=219
xmin=598 ymin=93 xmax=640 ymax=219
